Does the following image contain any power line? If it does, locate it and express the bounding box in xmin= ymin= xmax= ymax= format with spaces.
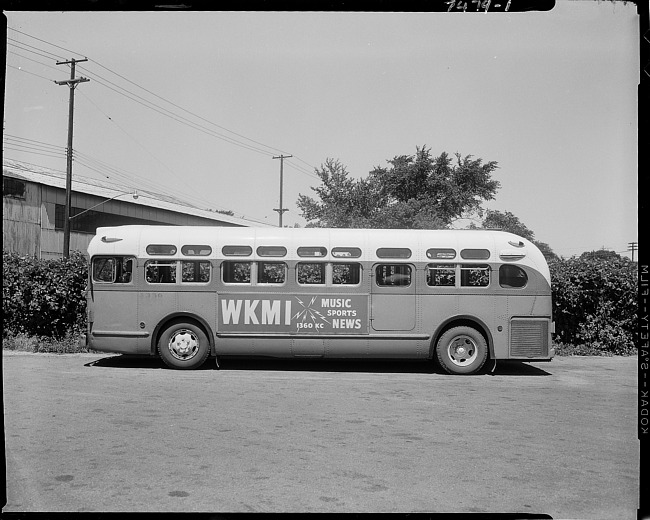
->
xmin=4 ymin=134 xmax=64 ymax=151
xmin=7 ymin=27 xmax=323 ymax=222
xmin=4 ymin=157 xmax=273 ymax=226
xmin=7 ymin=37 xmax=65 ymax=61
xmin=8 ymin=28 xmax=323 ymax=179
xmin=84 ymin=59 xmax=289 ymax=158
xmin=6 ymin=64 xmax=53 ymax=82
xmin=8 ymin=27 xmax=82 ymax=60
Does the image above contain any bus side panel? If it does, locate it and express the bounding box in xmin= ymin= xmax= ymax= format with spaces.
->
xmin=494 ymin=294 xmax=552 ymax=360
xmin=324 ymin=337 xmax=369 ymax=357
xmin=88 ymin=287 xmax=147 ymax=355
xmin=365 ymin=337 xmax=429 ymax=358
xmin=177 ymin=290 xmax=218 ymax=344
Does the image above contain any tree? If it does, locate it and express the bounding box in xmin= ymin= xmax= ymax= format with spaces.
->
xmin=474 ymin=209 xmax=558 ymax=261
xmin=580 ymin=249 xmax=621 ymax=261
xmin=297 ymin=147 xmax=500 ymax=229
xmin=480 ymin=210 xmax=535 ymax=241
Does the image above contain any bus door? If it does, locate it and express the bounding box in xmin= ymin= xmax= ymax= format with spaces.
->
xmin=370 ymin=263 xmax=416 ymax=331
xmin=89 ymin=256 xmax=142 ymax=349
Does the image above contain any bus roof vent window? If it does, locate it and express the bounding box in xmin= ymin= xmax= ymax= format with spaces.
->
xmin=101 ymin=236 xmax=123 ymax=243
xmin=146 ymin=244 xmax=177 ymax=255
xmin=257 ymin=246 xmax=287 ymax=257
xmin=222 ymin=245 xmax=252 ymax=257
xmin=377 ymin=247 xmax=412 ymax=259
xmin=182 ymin=245 xmax=212 ymax=256
xmin=499 ymin=249 xmax=526 ymax=261
xmin=427 ymin=248 xmax=456 ymax=260
xmin=332 ymin=247 xmax=362 ymax=258
xmin=508 ymin=240 xmax=525 ymax=248
xmin=460 ymin=248 xmax=490 ymax=260
xmin=297 ymin=246 xmax=327 ymax=257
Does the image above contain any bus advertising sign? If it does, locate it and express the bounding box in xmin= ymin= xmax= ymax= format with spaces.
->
xmin=218 ymin=294 xmax=368 ymax=334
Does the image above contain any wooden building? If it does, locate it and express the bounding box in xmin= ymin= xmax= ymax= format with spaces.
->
xmin=3 ymin=165 xmax=265 ymax=259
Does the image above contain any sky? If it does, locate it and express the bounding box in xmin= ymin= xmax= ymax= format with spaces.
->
xmin=3 ymin=2 xmax=639 ymax=258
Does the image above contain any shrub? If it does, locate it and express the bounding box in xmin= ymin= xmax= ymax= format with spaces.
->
xmin=2 ymin=250 xmax=88 ymax=339
xmin=550 ymin=256 xmax=637 ymax=355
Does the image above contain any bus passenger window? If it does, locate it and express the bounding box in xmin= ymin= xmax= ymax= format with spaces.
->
xmin=427 ymin=264 xmax=455 ymax=287
xmin=93 ymin=258 xmax=116 ymax=283
xmin=118 ymin=258 xmax=133 ymax=283
xmin=258 ymin=262 xmax=286 ymax=284
xmin=181 ymin=245 xmax=212 ymax=256
xmin=297 ymin=263 xmax=325 ymax=284
xmin=460 ymin=264 xmax=490 ymax=287
xmin=499 ymin=265 xmax=528 ymax=288
xmin=93 ymin=257 xmax=133 ymax=283
xmin=222 ymin=261 xmax=251 ymax=283
xmin=145 ymin=261 xmax=177 ymax=283
xmin=333 ymin=263 xmax=361 ymax=285
xmin=376 ymin=265 xmax=411 ymax=287
xmin=182 ymin=261 xmax=211 ymax=283
xmin=332 ymin=247 xmax=362 ymax=258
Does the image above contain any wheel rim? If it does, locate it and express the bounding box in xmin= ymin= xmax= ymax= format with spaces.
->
xmin=446 ymin=334 xmax=479 ymax=367
xmin=168 ymin=329 xmax=200 ymax=361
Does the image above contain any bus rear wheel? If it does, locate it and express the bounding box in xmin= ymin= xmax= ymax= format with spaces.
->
xmin=158 ymin=320 xmax=210 ymax=370
xmin=436 ymin=326 xmax=488 ymax=375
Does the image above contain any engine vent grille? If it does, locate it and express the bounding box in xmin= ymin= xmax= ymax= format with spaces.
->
xmin=510 ymin=319 xmax=549 ymax=358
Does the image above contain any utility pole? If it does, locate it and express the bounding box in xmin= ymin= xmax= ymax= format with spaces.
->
xmin=56 ymin=58 xmax=89 ymax=257
xmin=272 ymin=154 xmax=292 ymax=228
xmin=628 ymin=241 xmax=638 ymax=262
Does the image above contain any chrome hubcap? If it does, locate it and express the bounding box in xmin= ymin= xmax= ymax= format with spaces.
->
xmin=447 ymin=335 xmax=478 ymax=367
xmin=168 ymin=329 xmax=199 ymax=361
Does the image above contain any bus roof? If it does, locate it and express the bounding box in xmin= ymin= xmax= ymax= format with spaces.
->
xmin=88 ymin=225 xmax=551 ymax=282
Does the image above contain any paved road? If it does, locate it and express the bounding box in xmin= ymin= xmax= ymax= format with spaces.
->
xmin=2 ymin=352 xmax=639 ymax=517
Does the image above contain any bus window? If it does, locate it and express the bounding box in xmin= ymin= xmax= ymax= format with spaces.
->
xmin=460 ymin=264 xmax=490 ymax=287
xmin=146 ymin=244 xmax=177 ymax=255
xmin=181 ymin=245 xmax=212 ymax=256
xmin=258 ymin=262 xmax=286 ymax=284
xmin=222 ymin=261 xmax=251 ymax=283
xmin=182 ymin=261 xmax=211 ymax=283
xmin=222 ymin=245 xmax=253 ymax=257
xmin=376 ymin=264 xmax=411 ymax=286
xmin=499 ymin=264 xmax=528 ymax=288
xmin=460 ymin=248 xmax=490 ymax=260
xmin=377 ymin=248 xmax=411 ymax=259
xmin=333 ymin=263 xmax=361 ymax=285
xmin=427 ymin=264 xmax=455 ymax=287
xmin=118 ymin=258 xmax=134 ymax=283
xmin=427 ymin=248 xmax=456 ymax=260
xmin=145 ymin=261 xmax=177 ymax=284
xmin=93 ymin=257 xmax=115 ymax=283
xmin=297 ymin=263 xmax=325 ymax=284
xmin=297 ymin=247 xmax=327 ymax=258
xmin=92 ymin=257 xmax=133 ymax=283
xmin=332 ymin=247 xmax=362 ymax=258
xmin=257 ymin=246 xmax=287 ymax=257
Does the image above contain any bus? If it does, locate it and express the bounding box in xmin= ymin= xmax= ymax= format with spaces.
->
xmin=82 ymin=225 xmax=555 ymax=374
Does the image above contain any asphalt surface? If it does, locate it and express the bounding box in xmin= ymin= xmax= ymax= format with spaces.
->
xmin=2 ymin=352 xmax=640 ymax=517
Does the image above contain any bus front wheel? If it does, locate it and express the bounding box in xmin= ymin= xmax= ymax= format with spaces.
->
xmin=158 ymin=320 xmax=210 ymax=370
xmin=435 ymin=326 xmax=488 ymax=375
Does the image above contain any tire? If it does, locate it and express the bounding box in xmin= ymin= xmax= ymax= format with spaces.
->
xmin=158 ymin=320 xmax=210 ymax=370
xmin=435 ymin=326 xmax=488 ymax=375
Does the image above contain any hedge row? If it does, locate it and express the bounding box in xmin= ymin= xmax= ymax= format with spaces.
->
xmin=549 ymin=256 xmax=637 ymax=355
xmin=2 ymin=250 xmax=88 ymax=339
xmin=2 ymin=250 xmax=639 ymax=354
